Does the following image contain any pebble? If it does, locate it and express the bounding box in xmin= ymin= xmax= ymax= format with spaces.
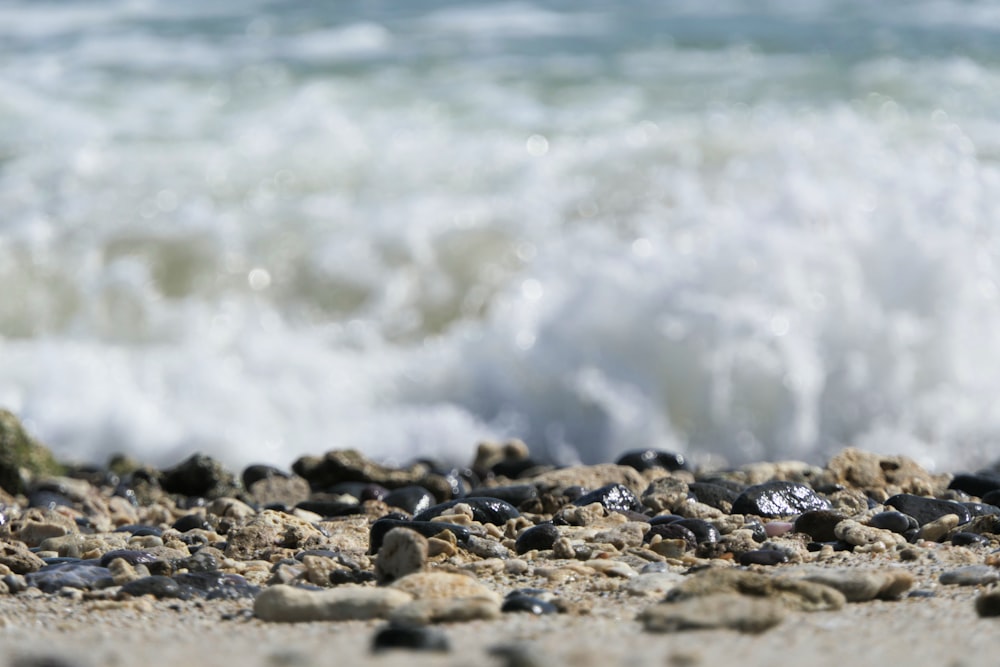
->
xmin=884 ymin=494 xmax=971 ymax=526
xmin=371 ymin=622 xmax=450 ymax=653
xmin=390 ymin=597 xmax=502 ymax=625
xmin=514 ymin=523 xmax=560 ymax=554
xmin=948 ymin=473 xmax=1000 ymax=498
xmin=98 ymin=549 xmax=159 ymax=568
xmin=641 ymin=593 xmax=787 ymax=633
xmin=918 ymin=514 xmax=961 ymax=542
xmin=254 ymin=584 xmax=413 ymax=622
xmin=571 ymin=483 xmax=641 ymax=513
xmin=369 ymin=519 xmax=470 ymax=553
xmin=951 ymin=532 xmax=991 ymax=547
xmin=25 ymin=562 xmax=114 ymax=593
xmin=792 ymin=568 xmax=915 ymax=601
xmin=119 ymin=575 xmax=185 ymax=599
xmin=686 ymin=482 xmax=738 ymax=512
xmin=501 ymin=592 xmax=559 ymax=615
xmin=939 ymin=565 xmax=1000 ymax=586
xmin=644 ymin=523 xmax=697 ymax=550
xmin=976 ymin=590 xmax=1000 ymax=617
xmin=867 ymin=511 xmax=918 ymax=535
xmin=0 ymin=542 xmax=46 ymax=574
xmin=413 ymin=497 xmax=520 ymax=525
xmin=465 ymin=484 xmax=538 ymax=507
xmin=375 ymin=528 xmax=428 ymax=584
xmin=739 ymin=549 xmax=789 ymax=566
xmin=389 ymin=571 xmax=501 ymax=604
xmin=172 ymin=571 xmax=260 ymax=599
xmin=666 ymin=567 xmax=845 ymax=611
xmin=834 ymin=519 xmax=907 ymax=548
xmin=732 ymin=481 xmax=832 ymax=518
xmin=383 ymin=486 xmax=436 ymax=515
xmin=615 ymin=449 xmax=687 ymax=472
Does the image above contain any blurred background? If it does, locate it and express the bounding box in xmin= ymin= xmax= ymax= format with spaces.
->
xmin=1 ymin=0 xmax=999 ymax=472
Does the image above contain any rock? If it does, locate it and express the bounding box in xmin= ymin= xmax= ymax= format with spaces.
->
xmin=292 ymin=449 xmax=452 ymax=500
xmin=1 ymin=508 xmax=78 ymax=547
xmin=885 ymin=494 xmax=971 ymax=526
xmin=515 ymin=523 xmax=560 ymax=554
xmin=413 ymin=497 xmax=520 ymax=525
xmin=641 ymin=594 xmax=786 ymax=633
xmin=0 ymin=409 xmax=65 ymax=495
xmin=738 ymin=549 xmax=789 ymax=566
xmin=119 ymin=575 xmax=185 ymax=599
xmin=0 ymin=541 xmax=46 ymax=574
xmin=224 ymin=509 xmax=327 ymax=560
xmin=248 ymin=475 xmax=311 ymax=508
xmin=173 ymin=571 xmax=259 ymax=600
xmin=666 ymin=567 xmax=845 ymax=611
xmin=390 ymin=597 xmax=502 ymax=624
xmin=571 ymin=483 xmax=641 ymax=513
xmin=732 ymin=481 xmax=831 ymax=518
xmin=615 ymin=449 xmax=687 ymax=472
xmin=976 ymin=590 xmax=1000 ymax=617
xmin=502 ymin=593 xmax=559 ymax=614
xmin=98 ymin=550 xmax=159 ymax=568
xmin=383 ymin=486 xmax=436 ymax=515
xmin=527 ymin=464 xmax=648 ymax=498
xmin=644 ymin=523 xmax=697 ymax=550
xmin=159 ymin=453 xmax=239 ymax=499
xmin=939 ymin=565 xmax=1000 ymax=586
xmin=25 ymin=562 xmax=114 ymax=593
xmin=949 ymin=473 xmax=1000 ymax=498
xmin=868 ymin=511 xmax=919 ymax=539
xmin=641 ymin=477 xmax=690 ymax=514
xmin=371 ymin=622 xmax=450 ymax=653
xmin=794 ymin=510 xmax=847 ymax=542
xmin=951 ymin=532 xmax=991 ymax=547
xmin=389 ymin=571 xmax=501 ymax=604
xmin=834 ymin=520 xmax=907 ymax=548
xmin=918 ymin=514 xmax=960 ymax=542
xmin=824 ymin=448 xmax=945 ymax=496
xmin=625 ymin=572 xmax=685 ymax=598
xmin=254 ymin=584 xmax=413 ymax=622
xmin=686 ymin=482 xmax=738 ymax=512
xmin=375 ymin=528 xmax=428 ymax=584
xmin=369 ymin=519 xmax=471 ymax=554
xmin=792 ymin=568 xmax=914 ymax=601
xmin=464 ymin=484 xmax=538 ymax=508
xmin=963 ymin=514 xmax=1000 ymax=536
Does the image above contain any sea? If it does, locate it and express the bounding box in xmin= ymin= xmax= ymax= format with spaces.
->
xmin=2 ymin=0 xmax=999 ymax=474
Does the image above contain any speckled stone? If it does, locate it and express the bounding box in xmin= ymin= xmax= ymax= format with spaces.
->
xmin=793 ymin=568 xmax=915 ymax=601
xmin=375 ymin=528 xmax=428 ymax=584
xmin=641 ymin=593 xmax=786 ymax=633
xmin=390 ymin=597 xmax=502 ymax=625
xmin=0 ymin=541 xmax=46 ymax=574
xmin=224 ymin=509 xmax=327 ymax=560
xmin=388 ymin=571 xmax=501 ymax=604
xmin=666 ymin=567 xmax=845 ymax=611
xmin=254 ymin=584 xmax=413 ymax=622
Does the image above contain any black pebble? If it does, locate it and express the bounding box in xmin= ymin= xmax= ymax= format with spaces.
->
xmin=643 ymin=523 xmax=697 ymax=550
xmin=413 ymin=497 xmax=520 ymax=525
xmin=172 ymin=514 xmax=211 ymax=532
xmin=615 ymin=449 xmax=687 ymax=472
xmin=371 ymin=623 xmax=450 ymax=653
xmin=738 ymin=549 xmax=789 ymax=566
xmin=572 ymin=483 xmax=641 ymax=513
xmin=295 ymin=500 xmax=363 ymax=517
xmin=868 ymin=511 xmax=918 ymax=535
xmin=672 ymin=518 xmax=720 ymax=545
xmin=465 ymin=484 xmax=539 ymax=507
xmin=515 ymin=523 xmax=560 ymax=554
xmin=983 ymin=490 xmax=1000 ymax=506
xmin=28 ymin=491 xmax=74 ymax=510
xmin=948 ymin=473 xmax=1000 ymax=498
xmin=241 ymin=464 xmax=291 ymax=489
xmin=172 ymin=571 xmax=260 ymax=600
xmin=120 ymin=575 xmax=186 ymax=599
xmin=951 ymin=532 xmax=990 ymax=547
xmin=794 ymin=510 xmax=847 ymax=542
xmin=383 ymin=486 xmax=436 ymax=515
xmin=732 ymin=481 xmax=831 ymax=518
xmin=686 ymin=482 xmax=738 ymax=511
xmin=490 ymin=458 xmax=541 ymax=479
xmin=502 ymin=593 xmax=558 ymax=615
xmin=743 ymin=520 xmax=768 ymax=543
xmin=114 ymin=524 xmax=163 ymax=537
xmin=963 ymin=502 xmax=1000 ymax=518
xmin=368 ymin=519 xmax=471 ymax=554
xmin=885 ymin=494 xmax=972 ymax=526
xmin=98 ymin=550 xmax=159 ymax=568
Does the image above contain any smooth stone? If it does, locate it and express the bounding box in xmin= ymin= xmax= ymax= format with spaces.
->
xmin=515 ymin=524 xmax=560 ymax=554
xmin=764 ymin=521 xmax=795 ymax=538
xmin=294 ymin=500 xmax=362 ymax=517
xmin=952 ymin=532 xmax=991 ymax=547
xmin=984 ymin=490 xmax=1000 ymax=506
xmin=159 ymin=453 xmax=237 ymax=499
xmin=885 ymin=494 xmax=972 ymax=526
xmin=390 ymin=597 xmax=502 ymax=625
xmin=867 ymin=511 xmax=918 ymax=535
xmin=666 ymin=567 xmax=845 ymax=611
xmin=939 ymin=565 xmax=1000 ymax=586
xmin=644 ymin=523 xmax=697 ymax=550
xmin=25 ymin=562 xmax=114 ymax=593
xmin=502 ymin=593 xmax=559 ymax=615
xmin=98 ymin=550 xmax=159 ymax=568
xmin=641 ymin=593 xmax=786 ymax=633
xmin=28 ymin=490 xmax=74 ymax=510
xmin=834 ymin=520 xmax=907 ymax=548
xmin=738 ymin=549 xmax=789 ymax=566
xmin=686 ymin=482 xmax=738 ymax=511
xmin=976 ymin=591 xmax=1000 ymax=617
xmin=375 ymin=528 xmax=428 ymax=584
xmin=795 ymin=510 xmax=847 ymax=542
xmin=962 ymin=502 xmax=1000 ymax=518
xmin=615 ymin=449 xmax=687 ymax=472
xmin=114 ymin=524 xmax=163 ymax=537
xmin=413 ymin=497 xmax=520 ymax=525
xmin=389 ymin=571 xmax=501 ymax=604
xmin=369 ymin=519 xmax=471 ymax=554
xmin=672 ymin=519 xmax=720 ymax=546
xmin=794 ymin=568 xmax=915 ymax=601
xmin=732 ymin=481 xmax=831 ymax=518
xmin=254 ymin=584 xmax=413 ymax=622
xmin=383 ymin=486 xmax=436 ymax=515
xmin=173 ymin=571 xmax=260 ymax=600
xmin=371 ymin=623 xmax=450 ymax=653
xmin=918 ymin=514 xmax=961 ymax=542
xmin=948 ymin=473 xmax=1000 ymax=498
xmin=241 ymin=464 xmax=291 ymax=488
xmin=571 ymin=483 xmax=641 ymax=513
xmin=464 ymin=484 xmax=538 ymax=507
xmin=119 ymin=575 xmax=185 ymax=599
xmin=172 ymin=514 xmax=211 ymax=533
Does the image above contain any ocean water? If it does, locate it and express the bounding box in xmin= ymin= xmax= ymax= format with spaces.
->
xmin=2 ymin=0 xmax=1000 ymax=474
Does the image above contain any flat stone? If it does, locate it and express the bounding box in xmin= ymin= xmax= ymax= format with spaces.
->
xmin=732 ymin=481 xmax=831 ymax=518
xmin=641 ymin=594 xmax=786 ymax=633
xmin=885 ymin=494 xmax=971 ymax=526
xmin=834 ymin=520 xmax=907 ymax=548
xmin=939 ymin=565 xmax=1000 ymax=586
xmin=666 ymin=567 xmax=845 ymax=611
xmin=389 ymin=571 xmax=501 ymax=604
xmin=389 ymin=597 xmax=502 ymax=625
xmin=919 ymin=514 xmax=961 ymax=542
xmin=254 ymin=584 xmax=414 ymax=622
xmin=792 ymin=568 xmax=914 ymax=601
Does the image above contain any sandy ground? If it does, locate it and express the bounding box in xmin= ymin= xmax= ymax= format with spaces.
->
xmin=2 ymin=556 xmax=997 ymax=667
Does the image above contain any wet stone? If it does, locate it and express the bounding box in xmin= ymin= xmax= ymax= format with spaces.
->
xmin=371 ymin=623 xmax=450 ymax=653
xmin=572 ymin=483 xmax=641 ymax=513
xmin=99 ymin=550 xmax=159 ymax=568
xmin=172 ymin=514 xmax=211 ymax=533
xmin=686 ymin=482 xmax=738 ymax=512
xmin=241 ymin=464 xmax=290 ymax=488
xmin=884 ymin=494 xmax=972 ymax=526
xmin=465 ymin=484 xmax=538 ymax=507
xmin=672 ymin=519 xmax=720 ymax=545
xmin=939 ymin=565 xmax=1000 ymax=586
xmin=644 ymin=523 xmax=697 ymax=550
xmin=502 ymin=593 xmax=559 ymax=615
xmin=951 ymin=532 xmax=991 ymax=547
xmin=413 ymin=497 xmax=520 ymax=525
xmin=295 ymin=500 xmax=362 ymax=517
xmin=173 ymin=571 xmax=260 ymax=599
xmin=114 ymin=524 xmax=163 ymax=537
xmin=615 ymin=449 xmax=687 ymax=472
xmin=515 ymin=523 xmax=560 ymax=554
xmin=868 ymin=511 xmax=918 ymax=535
xmin=119 ymin=575 xmax=185 ymax=599
xmin=948 ymin=473 xmax=1000 ymax=498
xmin=383 ymin=486 xmax=436 ymax=515
xmin=963 ymin=502 xmax=1000 ymax=518
xmin=732 ymin=481 xmax=832 ymax=518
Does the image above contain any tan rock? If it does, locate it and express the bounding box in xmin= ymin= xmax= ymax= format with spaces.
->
xmin=834 ymin=520 xmax=907 ymax=548
xmin=527 ymin=464 xmax=648 ymax=497
xmin=254 ymin=584 xmax=413 ymax=622
xmin=1 ymin=508 xmax=78 ymax=547
xmin=0 ymin=541 xmax=45 ymax=574
xmin=389 ymin=597 xmax=502 ymax=625
xmin=225 ymin=509 xmax=327 ymax=560
xmin=375 ymin=528 xmax=428 ymax=584
xmin=667 ymin=567 xmax=845 ymax=611
xmin=824 ymin=447 xmax=948 ymax=496
xmin=641 ymin=593 xmax=786 ymax=633
xmin=918 ymin=514 xmax=960 ymax=542
xmin=389 ymin=571 xmax=501 ymax=604
xmin=789 ymin=567 xmax=915 ymax=601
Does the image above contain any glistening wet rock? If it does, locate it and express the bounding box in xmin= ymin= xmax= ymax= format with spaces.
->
xmin=25 ymin=562 xmax=114 ymax=593
xmin=502 ymin=593 xmax=559 ymax=615
xmin=686 ymin=482 xmax=739 ymax=512
xmin=615 ymin=449 xmax=687 ymax=472
xmin=732 ymin=481 xmax=831 ymax=518
xmin=465 ymin=484 xmax=538 ymax=507
xmin=572 ymin=483 xmax=641 ymax=513
xmin=948 ymin=473 xmax=1000 ymax=498
xmin=369 ymin=519 xmax=471 ymax=554
xmin=383 ymin=486 xmax=436 ymax=515
xmin=794 ymin=510 xmax=848 ymax=542
xmin=515 ymin=524 xmax=560 ymax=554
xmin=413 ymin=497 xmax=520 ymax=525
